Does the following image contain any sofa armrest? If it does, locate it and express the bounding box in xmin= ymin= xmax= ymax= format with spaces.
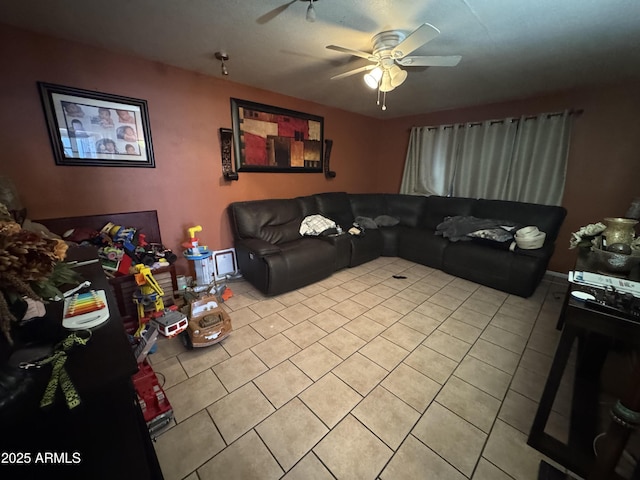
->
xmin=237 ymin=238 xmax=281 ymax=257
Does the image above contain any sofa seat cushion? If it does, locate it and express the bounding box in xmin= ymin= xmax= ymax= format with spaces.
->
xmin=443 ymin=242 xmax=511 ymax=283
xmin=442 ymin=242 xmax=547 ymax=297
xmin=262 ymin=237 xmax=336 ymax=295
xmin=318 ymin=233 xmax=351 ymax=269
xmin=348 ymin=229 xmax=384 ymax=267
xmin=379 ymin=226 xmax=400 ymax=256
xmin=397 ymin=227 xmax=449 ymax=270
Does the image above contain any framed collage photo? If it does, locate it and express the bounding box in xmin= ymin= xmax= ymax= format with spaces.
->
xmin=38 ymin=82 xmax=155 ymax=168
xmin=230 ymin=98 xmax=324 ymax=173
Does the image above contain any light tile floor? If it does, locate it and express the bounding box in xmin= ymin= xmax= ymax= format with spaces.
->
xmin=151 ymin=257 xmax=575 ymax=480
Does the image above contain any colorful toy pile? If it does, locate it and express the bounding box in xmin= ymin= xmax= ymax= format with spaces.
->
xmin=62 ymin=222 xmax=177 ymax=275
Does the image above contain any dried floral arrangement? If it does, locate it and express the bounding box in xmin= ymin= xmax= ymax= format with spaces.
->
xmin=0 ymin=203 xmax=80 ymax=344
xmin=569 ymin=222 xmax=606 ymax=249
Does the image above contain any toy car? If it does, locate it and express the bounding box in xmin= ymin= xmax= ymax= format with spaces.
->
xmin=150 ymin=309 xmax=188 ymax=338
xmin=180 ymin=296 xmax=232 ymax=349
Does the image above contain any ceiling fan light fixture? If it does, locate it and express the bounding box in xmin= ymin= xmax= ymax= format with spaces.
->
xmin=364 ymin=67 xmax=382 ymax=88
xmin=306 ymin=0 xmax=316 ymax=22
xmin=389 ymin=65 xmax=407 ymax=87
xmin=214 ymin=51 xmax=229 ymax=76
xmin=327 ymin=23 xmax=461 ymax=112
xmin=379 ymin=70 xmax=395 ymax=92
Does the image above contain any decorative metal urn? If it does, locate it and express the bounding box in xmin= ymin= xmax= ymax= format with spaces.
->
xmin=602 ymin=217 xmax=638 ymax=246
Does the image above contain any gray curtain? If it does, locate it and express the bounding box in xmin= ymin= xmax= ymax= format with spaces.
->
xmin=506 ymin=111 xmax=572 ymax=204
xmin=400 ymin=125 xmax=463 ymax=196
xmin=451 ymin=120 xmax=518 ymax=199
xmin=399 ymin=110 xmax=573 ymax=205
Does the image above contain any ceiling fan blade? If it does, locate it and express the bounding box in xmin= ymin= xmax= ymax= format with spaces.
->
xmin=391 ymin=23 xmax=440 ymax=59
xmin=326 ymin=45 xmax=377 ymax=62
xmin=330 ymin=64 xmax=377 ymax=80
xmin=256 ymin=0 xmax=297 ymax=24
xmin=396 ymin=55 xmax=462 ymax=67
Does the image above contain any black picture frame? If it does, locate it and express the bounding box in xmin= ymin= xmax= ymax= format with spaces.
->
xmin=38 ymin=82 xmax=155 ymax=168
xmin=230 ymin=98 xmax=324 ymax=173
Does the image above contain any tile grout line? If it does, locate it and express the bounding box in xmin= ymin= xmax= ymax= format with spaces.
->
xmin=469 ymin=280 xmax=570 ymax=479
xmin=154 ymin=262 xmax=564 ymax=479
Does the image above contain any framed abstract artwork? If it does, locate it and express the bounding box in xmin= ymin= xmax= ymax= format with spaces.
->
xmin=230 ymin=98 xmax=323 ymax=173
xmin=38 ymin=82 xmax=155 ymax=168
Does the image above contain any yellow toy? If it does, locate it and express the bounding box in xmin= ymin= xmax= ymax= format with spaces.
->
xmin=182 ymin=225 xmax=215 ymax=288
xmin=182 ymin=225 xmax=208 ymax=256
xmin=132 ymin=264 xmax=187 ymax=338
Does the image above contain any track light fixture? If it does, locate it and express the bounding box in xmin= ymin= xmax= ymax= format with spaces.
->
xmin=215 ymin=52 xmax=229 ymax=76
xmin=305 ymin=0 xmax=317 ymax=22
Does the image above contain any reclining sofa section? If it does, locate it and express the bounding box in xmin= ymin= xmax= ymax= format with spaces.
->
xmin=227 ymin=192 xmax=567 ymax=298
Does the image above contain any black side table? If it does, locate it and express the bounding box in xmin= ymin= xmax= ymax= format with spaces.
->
xmin=528 ymin=285 xmax=640 ymax=479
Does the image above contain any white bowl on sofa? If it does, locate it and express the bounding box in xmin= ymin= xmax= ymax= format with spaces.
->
xmin=515 ymin=226 xmax=546 ymax=249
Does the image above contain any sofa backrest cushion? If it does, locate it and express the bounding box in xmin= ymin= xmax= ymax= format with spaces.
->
xmin=472 ymin=199 xmax=567 ymax=243
xmin=422 ymin=196 xmax=477 ymax=229
xmin=229 ymin=199 xmax=302 ymax=244
xmin=349 ymin=194 xmax=387 ymax=220
xmin=296 ymin=195 xmax=319 ymax=218
xmin=314 ymin=192 xmax=354 ymax=228
xmin=384 ymin=194 xmax=428 ymax=227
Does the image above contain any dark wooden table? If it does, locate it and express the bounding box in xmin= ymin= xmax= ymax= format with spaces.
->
xmin=528 ymin=253 xmax=640 ymax=479
xmin=0 ymin=246 xmax=163 ymax=479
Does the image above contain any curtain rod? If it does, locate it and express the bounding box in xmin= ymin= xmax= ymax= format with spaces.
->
xmin=414 ymin=108 xmax=584 ymax=131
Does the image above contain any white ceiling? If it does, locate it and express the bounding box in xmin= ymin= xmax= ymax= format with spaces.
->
xmin=2 ymin=0 xmax=640 ymax=119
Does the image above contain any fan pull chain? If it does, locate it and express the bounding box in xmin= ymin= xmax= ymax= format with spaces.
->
xmin=376 ymin=87 xmax=381 ymax=106
xmin=382 ymin=91 xmax=387 ymax=111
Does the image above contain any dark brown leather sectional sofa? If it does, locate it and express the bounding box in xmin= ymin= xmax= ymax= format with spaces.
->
xmin=228 ymin=192 xmax=567 ymax=298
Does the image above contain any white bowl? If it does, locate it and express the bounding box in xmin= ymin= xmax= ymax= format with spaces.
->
xmin=516 ymin=231 xmax=546 ymax=249
xmin=516 ymin=226 xmax=539 ymax=237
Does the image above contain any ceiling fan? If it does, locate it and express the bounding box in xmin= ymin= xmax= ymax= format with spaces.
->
xmin=326 ymin=23 xmax=461 ymax=110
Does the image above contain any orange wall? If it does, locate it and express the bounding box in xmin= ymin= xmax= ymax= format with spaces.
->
xmin=0 ymin=24 xmax=384 ymax=275
xmin=2 ymin=24 xmax=638 ymax=277
xmin=381 ymin=85 xmax=640 ymax=273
